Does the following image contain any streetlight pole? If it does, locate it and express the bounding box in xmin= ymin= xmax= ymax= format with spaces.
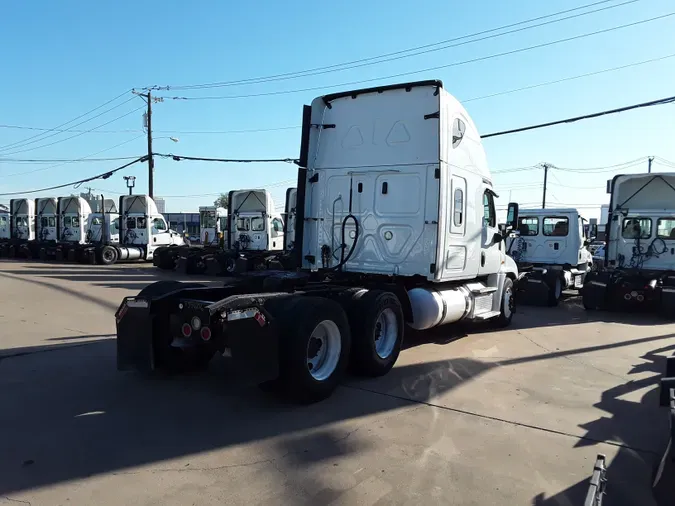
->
xmin=124 ymin=175 xmax=136 ymax=195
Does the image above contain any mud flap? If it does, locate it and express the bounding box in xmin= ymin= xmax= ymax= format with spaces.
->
xmin=582 ymin=271 xmax=610 ymax=309
xmin=116 ymin=301 xmax=155 ymax=372
xmin=516 ymin=270 xmax=552 ymax=306
xmin=223 ymin=316 xmax=280 ymax=384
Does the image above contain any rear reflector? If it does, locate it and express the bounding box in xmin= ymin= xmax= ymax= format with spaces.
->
xmin=200 ymin=327 xmax=212 ymax=341
xmin=181 ymin=323 xmax=192 ymax=337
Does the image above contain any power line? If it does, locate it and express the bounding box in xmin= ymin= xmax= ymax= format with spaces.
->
xmin=481 ymin=95 xmax=675 ymax=139
xmin=492 ymin=166 xmax=540 ymax=174
xmin=0 ymin=95 xmax=137 ymax=154
xmin=552 ymin=158 xmax=648 ymax=172
xmin=158 ymin=0 xmax=638 ymax=91
xmin=0 ymin=90 xmax=131 ymax=152
xmin=155 ymin=153 xmax=297 ymax=164
xmin=0 ymin=155 xmax=142 ymax=164
xmin=464 ymin=52 xmax=675 ymax=103
xmin=0 ymin=156 xmax=147 ymax=197
xmin=0 ymin=105 xmax=145 ymax=156
xmin=8 ymin=51 xmax=666 ymax=144
xmin=0 ymin=135 xmax=145 ymax=178
xmin=160 ymin=12 xmax=675 ymax=101
xmin=0 ymin=124 xmax=142 ymax=135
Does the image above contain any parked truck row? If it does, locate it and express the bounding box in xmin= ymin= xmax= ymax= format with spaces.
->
xmin=0 ymin=194 xmax=185 ymax=264
xmin=0 ymin=187 xmax=298 ymax=274
xmin=152 ymin=188 xmax=297 ymax=276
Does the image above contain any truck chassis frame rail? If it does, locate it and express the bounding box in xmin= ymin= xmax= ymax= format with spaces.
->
xmin=115 ymin=273 xmax=412 ymax=403
xmin=582 ymin=269 xmax=675 ymax=315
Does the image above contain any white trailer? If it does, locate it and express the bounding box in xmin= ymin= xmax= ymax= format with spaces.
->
xmin=116 ymin=80 xmax=519 ymax=403
xmin=508 ymin=208 xmax=593 ymax=306
xmin=583 ymin=173 xmax=675 ymax=314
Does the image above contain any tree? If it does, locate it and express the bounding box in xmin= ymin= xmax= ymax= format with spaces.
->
xmin=213 ymin=193 xmax=228 ymax=209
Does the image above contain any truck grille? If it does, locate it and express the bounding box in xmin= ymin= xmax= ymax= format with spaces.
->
xmin=474 ymin=294 xmax=494 ymax=315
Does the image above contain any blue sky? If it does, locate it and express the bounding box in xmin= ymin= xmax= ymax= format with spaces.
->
xmin=1 ymin=0 xmax=674 ymax=218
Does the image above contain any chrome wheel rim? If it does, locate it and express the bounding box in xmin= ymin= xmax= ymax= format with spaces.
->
xmin=306 ymin=320 xmax=341 ymax=381
xmin=374 ymin=308 xmax=398 ymax=359
xmin=503 ymin=287 xmax=513 ymax=318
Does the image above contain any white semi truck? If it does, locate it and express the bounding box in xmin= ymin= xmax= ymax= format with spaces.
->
xmin=153 ymin=188 xmax=295 ymax=275
xmin=583 ymin=173 xmax=675 ymax=314
xmin=0 ymin=194 xmax=182 ymax=265
xmin=508 ymin=208 xmax=593 ymax=306
xmin=115 ymin=80 xmax=520 ymax=403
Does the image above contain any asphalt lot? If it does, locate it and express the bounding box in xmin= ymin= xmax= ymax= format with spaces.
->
xmin=0 ymin=260 xmax=673 ymax=505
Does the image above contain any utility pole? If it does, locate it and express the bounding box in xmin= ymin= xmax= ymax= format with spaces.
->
xmin=648 ymin=156 xmax=654 ymax=173
xmin=541 ymin=163 xmax=551 ymax=209
xmin=132 ymin=90 xmax=156 ymax=198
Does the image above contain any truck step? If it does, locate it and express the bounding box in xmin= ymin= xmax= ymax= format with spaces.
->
xmin=473 ymin=310 xmax=501 ymax=320
xmin=465 ymin=282 xmax=497 ymax=294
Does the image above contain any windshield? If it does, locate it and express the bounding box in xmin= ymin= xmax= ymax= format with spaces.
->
xmin=237 ymin=217 xmax=249 ymax=231
xmin=200 ymin=210 xmax=217 ymax=229
xmin=251 ymin=217 xmax=265 ymax=231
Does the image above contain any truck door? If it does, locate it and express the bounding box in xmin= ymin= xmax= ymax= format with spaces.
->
xmin=478 ymin=190 xmax=502 ymax=276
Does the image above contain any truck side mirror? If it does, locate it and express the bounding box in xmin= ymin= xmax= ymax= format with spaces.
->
xmin=506 ymin=202 xmax=519 ymax=231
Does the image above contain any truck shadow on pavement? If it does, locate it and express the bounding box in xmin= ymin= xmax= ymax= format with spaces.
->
xmin=0 ymin=329 xmax=673 ymax=504
xmin=0 ymin=263 xmax=225 ymax=295
xmin=530 ymin=343 xmax=674 ymax=506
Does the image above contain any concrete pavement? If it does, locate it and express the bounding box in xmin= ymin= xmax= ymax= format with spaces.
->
xmin=0 ymin=260 xmax=673 ymax=505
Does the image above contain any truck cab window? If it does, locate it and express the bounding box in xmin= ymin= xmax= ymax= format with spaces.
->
xmin=111 ymin=218 xmax=120 ymax=234
xmin=152 ymin=218 xmax=167 ymax=233
xmin=518 ymin=217 xmax=538 ymax=236
xmin=272 ymin=218 xmax=283 ymax=233
xmin=72 ymin=217 xmax=80 ymax=227
xmin=137 ymin=217 xmax=147 ymax=229
xmin=622 ymin=218 xmax=651 ymax=239
xmin=201 ymin=211 xmax=217 ymax=229
xmin=219 ymin=216 xmax=228 ymax=232
xmin=543 ymin=217 xmax=569 ymax=237
xmin=91 ymin=217 xmax=103 ymax=226
xmin=657 ymin=218 xmax=675 ymax=239
xmin=453 ymin=188 xmax=464 ymax=226
xmin=63 ymin=216 xmax=72 ymax=227
xmin=482 ymin=191 xmax=495 ymax=227
xmin=41 ymin=217 xmax=49 ymax=228
xmin=237 ymin=217 xmax=249 ymax=231
xmin=251 ymin=217 xmax=265 ymax=231
xmin=48 ymin=217 xmax=56 ymax=227
xmin=126 ymin=217 xmax=136 ymax=230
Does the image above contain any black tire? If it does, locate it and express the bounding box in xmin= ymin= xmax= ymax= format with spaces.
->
xmin=138 ymin=281 xmax=214 ymax=373
xmin=547 ymin=275 xmax=562 ymax=307
xmin=7 ymin=245 xmax=15 ymax=258
xmin=99 ymin=245 xmax=118 ymax=266
xmin=582 ymin=287 xmax=597 ymax=310
xmin=264 ymin=296 xmax=351 ymax=403
xmin=38 ymin=248 xmax=48 ymax=261
xmin=495 ymin=278 xmax=515 ymax=328
xmin=156 ymin=249 xmax=176 ymax=270
xmin=185 ymin=254 xmax=207 ymax=275
xmin=345 ymin=290 xmax=404 ymax=377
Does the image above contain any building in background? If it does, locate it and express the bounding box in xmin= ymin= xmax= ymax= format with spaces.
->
xmin=154 ymin=197 xmax=166 ymax=214
xmin=164 ymin=212 xmax=200 ymax=240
